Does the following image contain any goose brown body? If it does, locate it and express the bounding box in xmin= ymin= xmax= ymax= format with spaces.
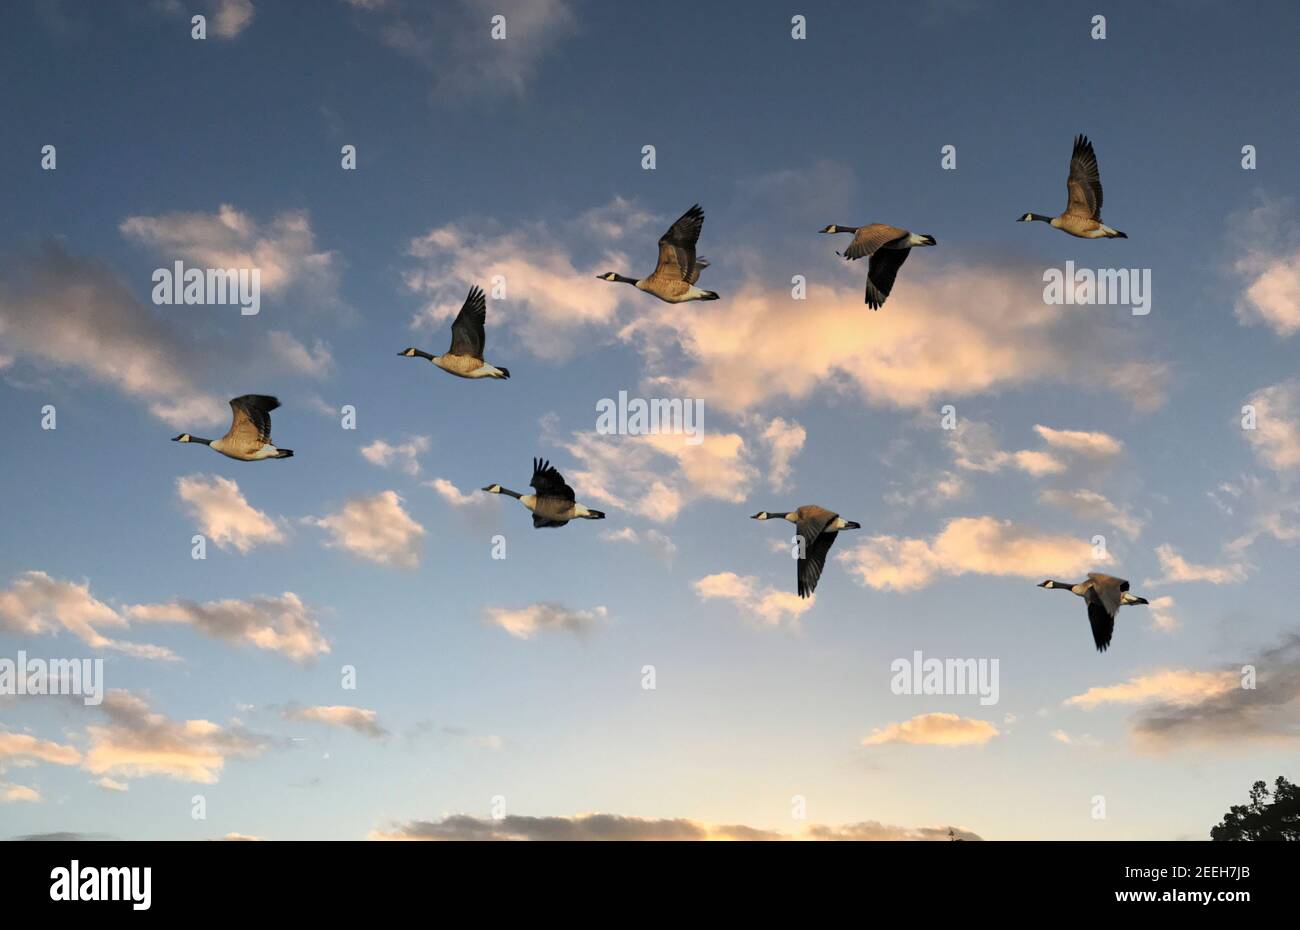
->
xmin=1019 ymin=135 xmax=1127 ymax=239
xmin=1038 ymin=572 xmax=1149 ymax=652
xmin=751 ymin=504 xmax=862 ymax=598
xmin=820 ymin=222 xmax=936 ymax=309
xmin=172 ymin=395 xmax=293 ymax=462
xmin=598 ymin=204 xmax=720 ymax=303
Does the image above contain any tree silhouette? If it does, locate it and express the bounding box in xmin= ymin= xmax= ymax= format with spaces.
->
xmin=1211 ymin=777 xmax=1300 ymax=841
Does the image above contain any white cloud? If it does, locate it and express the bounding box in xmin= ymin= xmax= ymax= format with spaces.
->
xmin=884 ymin=470 xmax=967 ymax=510
xmin=839 ymin=516 xmax=1104 ymax=592
xmin=1243 ymin=379 xmax=1300 ymax=471
xmin=0 ymin=243 xmax=227 ymax=427
xmin=578 ymin=196 xmax=658 ymax=241
xmin=1229 ymin=196 xmax=1300 ymax=337
xmin=212 ymin=0 xmax=255 ymax=38
xmin=563 ymin=430 xmax=757 ymax=524
xmin=1032 ymin=425 xmax=1124 ymax=458
xmin=307 ymin=491 xmax=425 ymax=569
xmin=1222 ymin=476 xmax=1300 ymax=556
xmin=424 ymin=477 xmax=481 ymax=508
xmin=484 ymin=603 xmax=609 ymax=639
xmin=128 ymin=591 xmax=330 ymax=663
xmin=83 ymin=690 xmax=268 ymax=784
xmin=347 ymin=0 xmax=577 ymax=99
xmin=692 ymin=571 xmax=813 ymax=628
xmin=0 ymin=730 xmax=82 ymax=767
xmin=1065 ymin=669 xmax=1238 ymax=710
xmin=0 ymin=571 xmax=174 ymax=660
xmin=176 ymin=474 xmax=285 ymax=553
xmin=757 ymin=417 xmax=806 ymax=491
xmin=0 ymin=783 xmax=41 ymax=803
xmin=282 ymin=704 xmax=387 ymax=738
xmin=618 ymin=265 xmax=1169 ymax=416
xmin=1038 ymin=488 xmax=1142 ymax=541
xmin=120 ymin=204 xmax=343 ymax=312
xmin=1048 ymin=729 xmax=1100 ymax=748
xmin=946 ymin=421 xmax=1122 ymax=482
xmin=0 ymin=570 xmax=328 ymax=662
xmin=267 ymin=331 xmax=333 ymax=378
xmin=600 ymin=526 xmax=677 ymax=564
xmin=361 ymin=436 xmax=431 ymax=477
xmin=947 ymin=420 xmax=1065 ymax=476
xmin=1146 ymin=595 xmax=1179 ymax=633
xmin=1146 ymin=544 xmax=1249 ymax=586
xmin=862 ymin=713 xmax=999 ymax=747
xmin=404 ymin=219 xmax=623 ymax=361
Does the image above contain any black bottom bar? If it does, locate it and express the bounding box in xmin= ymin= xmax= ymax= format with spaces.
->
xmin=0 ymin=840 xmax=1279 ymax=915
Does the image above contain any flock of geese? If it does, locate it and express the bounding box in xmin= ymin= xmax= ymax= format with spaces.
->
xmin=169 ymin=134 xmax=1146 ymax=653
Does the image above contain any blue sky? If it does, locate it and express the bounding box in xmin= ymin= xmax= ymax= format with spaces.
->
xmin=1 ymin=0 xmax=1298 ymax=840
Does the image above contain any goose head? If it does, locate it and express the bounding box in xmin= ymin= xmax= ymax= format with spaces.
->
xmin=750 ymin=511 xmax=771 ymax=520
xmin=172 ymin=433 xmax=193 ymax=443
xmin=398 ymin=347 xmax=420 ymax=357
xmin=818 ymin=224 xmax=842 ymax=234
xmin=481 ymin=483 xmax=503 ymax=494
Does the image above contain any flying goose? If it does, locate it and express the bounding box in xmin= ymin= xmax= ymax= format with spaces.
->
xmin=1018 ymin=135 xmax=1127 ymax=239
xmin=399 ymin=286 xmax=510 ymax=380
xmin=597 ymin=204 xmax=720 ymax=303
xmin=1038 ymin=573 xmax=1149 ymax=652
xmin=818 ymin=223 xmax=936 ymax=309
xmin=172 ymin=395 xmax=293 ymax=461
xmin=751 ymin=505 xmax=861 ymax=598
xmin=482 ymin=458 xmax=606 ymax=528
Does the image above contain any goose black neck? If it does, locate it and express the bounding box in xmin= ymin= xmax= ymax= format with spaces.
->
xmin=192 ymin=437 xmax=213 ymax=445
xmin=498 ymin=487 xmax=523 ymax=500
xmin=611 ymin=274 xmax=638 ymax=285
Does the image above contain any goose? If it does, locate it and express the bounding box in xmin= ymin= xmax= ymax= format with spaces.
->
xmin=1038 ymin=573 xmax=1149 ymax=652
xmin=482 ymin=458 xmax=606 ymax=528
xmin=751 ymin=505 xmax=861 ymax=598
xmin=399 ymin=285 xmax=510 ymax=380
xmin=1018 ymin=135 xmax=1127 ymax=239
xmin=818 ymin=223 xmax=936 ymax=309
xmin=597 ymin=204 xmax=720 ymax=303
xmin=172 ymin=395 xmax=293 ymax=461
